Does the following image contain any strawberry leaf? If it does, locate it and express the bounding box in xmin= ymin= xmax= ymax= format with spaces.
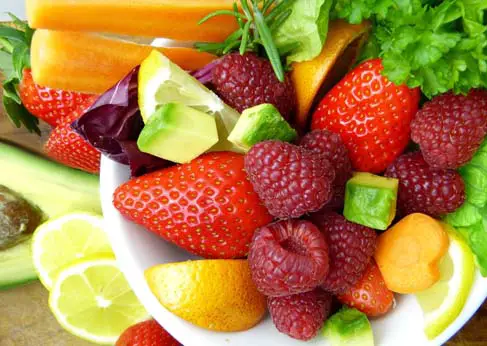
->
xmin=3 ymin=78 xmax=21 ymax=104
xmin=12 ymin=42 xmax=30 ymax=80
xmin=2 ymin=95 xmax=40 ymax=135
xmin=0 ymin=26 xmax=25 ymax=43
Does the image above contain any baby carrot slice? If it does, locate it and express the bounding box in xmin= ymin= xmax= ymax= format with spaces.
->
xmin=26 ymin=0 xmax=239 ymax=42
xmin=31 ymin=30 xmax=217 ymax=94
xmin=374 ymin=213 xmax=450 ymax=294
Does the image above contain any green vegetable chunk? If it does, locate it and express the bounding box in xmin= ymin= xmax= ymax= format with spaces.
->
xmin=323 ymin=306 xmax=374 ymax=346
xmin=137 ymin=103 xmax=219 ymax=164
xmin=0 ymin=237 xmax=37 ymax=290
xmin=274 ymin=0 xmax=334 ymax=63
xmin=227 ymin=104 xmax=297 ymax=152
xmin=344 ymin=172 xmax=398 ymax=230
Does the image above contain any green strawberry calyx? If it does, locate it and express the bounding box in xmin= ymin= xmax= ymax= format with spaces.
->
xmin=0 ymin=13 xmax=40 ymax=135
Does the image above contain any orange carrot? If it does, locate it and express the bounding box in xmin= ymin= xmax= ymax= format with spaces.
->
xmin=30 ymin=30 xmax=217 ymax=94
xmin=26 ymin=0 xmax=239 ymax=42
xmin=374 ymin=213 xmax=449 ymax=294
xmin=291 ymin=20 xmax=370 ymax=129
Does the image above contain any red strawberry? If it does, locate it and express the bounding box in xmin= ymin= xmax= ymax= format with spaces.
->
xmin=337 ymin=261 xmax=394 ymax=317
xmin=116 ymin=320 xmax=181 ymax=346
xmin=311 ymin=58 xmax=420 ymax=173
xmin=44 ymin=100 xmax=101 ymax=174
xmin=113 ymin=152 xmax=273 ymax=259
xmin=19 ymin=69 xmax=96 ymax=126
xmin=212 ymin=53 xmax=296 ymax=120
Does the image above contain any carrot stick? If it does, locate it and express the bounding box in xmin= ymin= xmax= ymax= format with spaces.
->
xmin=31 ymin=30 xmax=217 ymax=94
xmin=26 ymin=0 xmax=239 ymax=42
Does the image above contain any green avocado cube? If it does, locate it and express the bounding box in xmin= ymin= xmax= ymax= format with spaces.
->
xmin=227 ymin=103 xmax=297 ymax=152
xmin=137 ymin=103 xmax=218 ymax=164
xmin=344 ymin=172 xmax=398 ymax=230
xmin=323 ymin=307 xmax=374 ymax=346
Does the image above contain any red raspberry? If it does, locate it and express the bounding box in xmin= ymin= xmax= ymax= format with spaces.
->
xmin=300 ymin=130 xmax=353 ymax=210
xmin=385 ymin=152 xmax=466 ymax=217
xmin=248 ymin=219 xmax=329 ymax=297
xmin=116 ymin=320 xmax=181 ymax=346
xmin=318 ymin=213 xmax=377 ymax=294
xmin=268 ymin=288 xmax=332 ymax=341
xmin=411 ymin=90 xmax=487 ymax=169
xmin=245 ymin=141 xmax=334 ymax=218
xmin=212 ymin=53 xmax=296 ymax=120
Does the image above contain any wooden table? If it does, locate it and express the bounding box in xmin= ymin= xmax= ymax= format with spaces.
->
xmin=0 ymin=106 xmax=486 ymax=346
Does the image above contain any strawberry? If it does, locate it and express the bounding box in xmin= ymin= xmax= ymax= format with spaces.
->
xmin=337 ymin=261 xmax=394 ymax=317
xmin=44 ymin=100 xmax=101 ymax=174
xmin=311 ymin=58 xmax=420 ymax=173
xmin=18 ymin=69 xmax=95 ymax=127
xmin=113 ymin=151 xmax=273 ymax=259
xmin=116 ymin=320 xmax=181 ymax=346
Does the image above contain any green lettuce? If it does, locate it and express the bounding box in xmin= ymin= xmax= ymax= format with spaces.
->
xmin=332 ymin=0 xmax=487 ymax=98
xmin=274 ymin=0 xmax=333 ymax=63
xmin=445 ymin=138 xmax=487 ymax=275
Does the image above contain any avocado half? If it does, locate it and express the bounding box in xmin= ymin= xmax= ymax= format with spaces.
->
xmin=0 ymin=140 xmax=101 ymax=218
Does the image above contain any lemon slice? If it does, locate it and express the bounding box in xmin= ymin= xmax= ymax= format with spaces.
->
xmin=138 ymin=50 xmax=241 ymax=152
xmin=49 ymin=256 xmax=148 ymax=345
xmin=32 ymin=212 xmax=113 ymax=290
xmin=415 ymin=225 xmax=475 ymax=339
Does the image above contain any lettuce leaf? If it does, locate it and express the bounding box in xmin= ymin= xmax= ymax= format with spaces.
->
xmin=333 ymin=0 xmax=487 ymax=98
xmin=458 ymin=219 xmax=487 ymax=276
xmin=274 ymin=0 xmax=333 ymax=63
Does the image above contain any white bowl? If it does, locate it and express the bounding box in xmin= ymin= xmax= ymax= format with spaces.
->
xmin=101 ymin=156 xmax=487 ymax=346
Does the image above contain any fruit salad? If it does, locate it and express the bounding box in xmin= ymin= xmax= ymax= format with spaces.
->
xmin=1 ymin=0 xmax=487 ymax=344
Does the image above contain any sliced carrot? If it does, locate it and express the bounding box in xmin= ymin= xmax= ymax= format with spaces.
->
xmin=291 ymin=20 xmax=371 ymax=129
xmin=26 ymin=0 xmax=239 ymax=42
xmin=374 ymin=213 xmax=450 ymax=294
xmin=30 ymin=30 xmax=217 ymax=94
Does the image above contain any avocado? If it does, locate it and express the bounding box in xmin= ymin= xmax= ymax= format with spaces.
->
xmin=0 ymin=141 xmax=101 ymax=218
xmin=227 ymin=104 xmax=297 ymax=152
xmin=0 ymin=237 xmax=37 ymax=290
xmin=0 ymin=185 xmax=43 ymax=250
xmin=344 ymin=172 xmax=398 ymax=230
xmin=323 ymin=307 xmax=374 ymax=346
xmin=137 ymin=103 xmax=219 ymax=164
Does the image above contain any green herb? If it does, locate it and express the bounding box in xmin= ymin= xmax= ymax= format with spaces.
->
xmin=332 ymin=0 xmax=487 ymax=98
xmin=196 ymin=0 xmax=300 ymax=82
xmin=0 ymin=13 xmax=40 ymax=135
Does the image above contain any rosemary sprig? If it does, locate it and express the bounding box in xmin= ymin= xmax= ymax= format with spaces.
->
xmin=196 ymin=0 xmax=297 ymax=83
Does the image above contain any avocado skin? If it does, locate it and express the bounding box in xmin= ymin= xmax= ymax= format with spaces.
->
xmin=0 ymin=141 xmax=101 ymax=218
xmin=0 ymin=185 xmax=43 ymax=250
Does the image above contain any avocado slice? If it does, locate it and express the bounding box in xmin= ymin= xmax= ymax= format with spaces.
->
xmin=323 ymin=307 xmax=374 ymax=346
xmin=227 ymin=104 xmax=297 ymax=152
xmin=0 ymin=141 xmax=101 ymax=218
xmin=344 ymin=172 xmax=398 ymax=230
xmin=137 ymin=103 xmax=219 ymax=164
xmin=0 ymin=237 xmax=37 ymax=290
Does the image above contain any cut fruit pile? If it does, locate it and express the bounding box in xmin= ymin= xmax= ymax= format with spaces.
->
xmin=1 ymin=0 xmax=487 ymax=345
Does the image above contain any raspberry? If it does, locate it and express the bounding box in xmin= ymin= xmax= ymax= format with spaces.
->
xmin=411 ymin=90 xmax=487 ymax=169
xmin=318 ymin=213 xmax=377 ymax=294
xmin=248 ymin=219 xmax=329 ymax=297
xmin=212 ymin=53 xmax=296 ymax=120
xmin=245 ymin=141 xmax=334 ymax=218
xmin=300 ymin=130 xmax=353 ymax=210
xmin=385 ymin=152 xmax=466 ymax=217
xmin=268 ymin=288 xmax=332 ymax=341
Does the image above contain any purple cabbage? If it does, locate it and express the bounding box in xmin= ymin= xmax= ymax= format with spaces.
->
xmin=190 ymin=59 xmax=220 ymax=86
xmin=71 ymin=67 xmax=169 ymax=177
